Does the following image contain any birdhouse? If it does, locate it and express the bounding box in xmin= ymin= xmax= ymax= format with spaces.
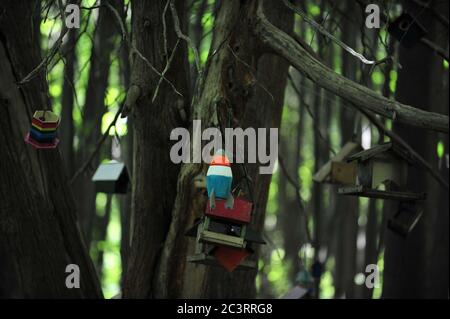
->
xmin=186 ymin=197 xmax=265 ymax=272
xmin=388 ymin=13 xmax=427 ymax=48
xmin=338 ymin=142 xmax=426 ymax=201
xmin=388 ymin=201 xmax=423 ymax=237
xmin=186 ymin=149 xmax=265 ymax=272
xmin=92 ymin=160 xmax=130 ymax=194
xmin=281 ymin=285 xmax=310 ymax=299
xmin=281 ymin=269 xmax=314 ymax=299
xmin=24 ymin=110 xmax=60 ymax=149
xmin=313 ymin=141 xmax=362 ymax=185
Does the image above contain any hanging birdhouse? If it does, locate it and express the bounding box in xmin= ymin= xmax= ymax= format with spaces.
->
xmin=313 ymin=141 xmax=362 ymax=185
xmin=338 ymin=142 xmax=426 ymax=201
xmin=24 ymin=110 xmax=60 ymax=149
xmin=388 ymin=201 xmax=423 ymax=237
xmin=388 ymin=12 xmax=427 ymax=48
xmin=92 ymin=160 xmax=130 ymax=194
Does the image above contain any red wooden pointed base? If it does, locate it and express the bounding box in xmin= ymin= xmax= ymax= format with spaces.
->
xmin=25 ymin=133 xmax=59 ymax=149
xmin=214 ymin=246 xmax=250 ymax=272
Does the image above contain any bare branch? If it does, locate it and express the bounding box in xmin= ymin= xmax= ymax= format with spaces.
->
xmin=104 ymin=1 xmax=183 ymax=111
xmin=278 ymin=156 xmax=312 ymax=244
xmin=252 ymin=7 xmax=449 ymax=133
xmin=19 ymin=0 xmax=69 ymax=84
xmin=282 ymin=0 xmax=377 ymax=65
xmin=151 ymin=39 xmax=180 ymax=104
xmin=169 ymin=0 xmax=202 ymax=75
xmin=288 ymin=74 xmax=336 ymax=156
xmin=69 ymin=102 xmax=124 ymax=185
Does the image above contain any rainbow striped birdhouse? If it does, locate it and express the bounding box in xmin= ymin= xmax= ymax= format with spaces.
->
xmin=25 ymin=110 xmax=60 ymax=149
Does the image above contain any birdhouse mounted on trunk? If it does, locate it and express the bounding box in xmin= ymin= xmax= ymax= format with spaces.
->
xmin=338 ymin=142 xmax=426 ymax=201
xmin=186 ymin=197 xmax=265 ymax=272
xmin=186 ymin=149 xmax=265 ymax=272
xmin=24 ymin=110 xmax=60 ymax=149
xmin=92 ymin=160 xmax=130 ymax=194
xmin=313 ymin=141 xmax=362 ymax=185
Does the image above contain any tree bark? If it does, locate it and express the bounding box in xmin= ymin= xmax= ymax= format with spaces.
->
xmin=122 ymin=0 xmax=190 ymax=298
xmin=153 ymin=0 xmax=293 ymax=298
xmin=0 ymin=0 xmax=102 ymax=298
xmin=383 ymin=0 xmax=449 ymax=298
xmin=60 ymin=14 xmax=77 ymax=176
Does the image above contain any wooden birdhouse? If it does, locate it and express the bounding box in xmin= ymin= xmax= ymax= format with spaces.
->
xmin=338 ymin=142 xmax=426 ymax=201
xmin=388 ymin=201 xmax=424 ymax=237
xmin=281 ymin=269 xmax=314 ymax=299
xmin=186 ymin=197 xmax=265 ymax=272
xmin=92 ymin=160 xmax=130 ymax=194
xmin=24 ymin=110 xmax=60 ymax=149
xmin=313 ymin=141 xmax=362 ymax=185
xmin=388 ymin=12 xmax=427 ymax=48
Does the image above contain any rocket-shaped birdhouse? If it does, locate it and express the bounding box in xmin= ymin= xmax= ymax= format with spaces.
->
xmin=186 ymin=150 xmax=265 ymax=272
xmin=24 ymin=110 xmax=60 ymax=149
xmin=206 ymin=149 xmax=234 ymax=209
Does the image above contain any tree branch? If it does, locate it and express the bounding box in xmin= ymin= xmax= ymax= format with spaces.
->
xmin=252 ymin=7 xmax=449 ymax=133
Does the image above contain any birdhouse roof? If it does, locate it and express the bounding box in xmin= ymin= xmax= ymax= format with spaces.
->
xmin=280 ymin=286 xmax=309 ymax=299
xmin=345 ymin=142 xmax=418 ymax=166
xmin=245 ymin=228 xmax=265 ymax=244
xmin=92 ymin=161 xmax=127 ymax=182
xmin=313 ymin=141 xmax=362 ymax=182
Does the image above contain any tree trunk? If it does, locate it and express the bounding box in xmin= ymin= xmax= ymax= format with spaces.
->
xmin=334 ymin=1 xmax=359 ymax=298
xmin=383 ymin=0 xmax=448 ymax=298
xmin=0 ymin=0 xmax=102 ymax=298
xmin=122 ymin=0 xmax=191 ymax=298
xmin=152 ymin=0 xmax=293 ymax=298
xmin=60 ymin=16 xmax=77 ymax=176
xmin=73 ymin=0 xmax=123 ymax=246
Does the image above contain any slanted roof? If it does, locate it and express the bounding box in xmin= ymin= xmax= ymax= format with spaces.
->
xmin=313 ymin=141 xmax=362 ymax=183
xmin=92 ymin=161 xmax=126 ymax=182
xmin=245 ymin=228 xmax=265 ymax=244
xmin=280 ymin=286 xmax=309 ymax=299
xmin=345 ymin=142 xmax=418 ymax=166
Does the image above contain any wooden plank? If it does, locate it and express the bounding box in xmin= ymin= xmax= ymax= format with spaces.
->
xmin=199 ymin=230 xmax=246 ymax=248
xmin=331 ymin=161 xmax=357 ymax=185
xmin=338 ymin=185 xmax=426 ymax=201
xmin=187 ymin=253 xmax=256 ymax=270
xmin=313 ymin=141 xmax=361 ymax=183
